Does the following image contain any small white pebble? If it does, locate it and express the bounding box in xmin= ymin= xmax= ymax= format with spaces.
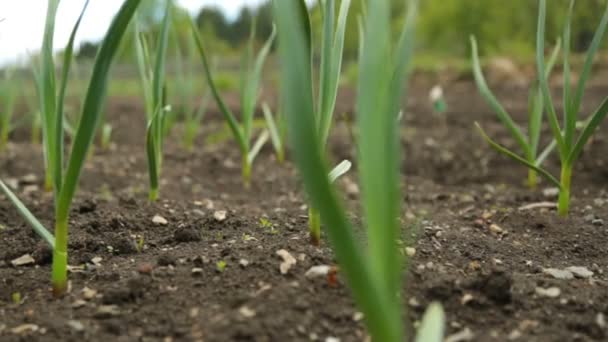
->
xmin=213 ymin=210 xmax=227 ymax=222
xmin=152 ymin=215 xmax=168 ymax=225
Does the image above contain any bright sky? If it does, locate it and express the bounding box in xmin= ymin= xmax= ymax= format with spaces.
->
xmin=0 ymin=0 xmax=267 ymax=66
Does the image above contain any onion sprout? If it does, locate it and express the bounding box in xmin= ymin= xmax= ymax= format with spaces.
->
xmin=273 ymin=0 xmax=445 ymax=340
xmin=475 ymin=0 xmax=608 ymax=216
xmin=134 ymin=1 xmax=172 ymax=201
xmin=0 ymin=0 xmax=141 ymax=296
xmin=190 ymin=16 xmax=275 ymax=188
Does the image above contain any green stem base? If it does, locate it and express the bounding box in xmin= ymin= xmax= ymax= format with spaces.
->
xmin=51 ymin=220 xmax=68 ymax=297
xmin=527 ymin=169 xmax=538 ymax=190
xmin=309 ymin=207 xmax=321 ymax=246
xmin=558 ymin=166 xmax=572 ymax=217
xmin=149 ymin=188 xmax=159 ymax=202
xmin=242 ymin=160 xmax=252 ymax=189
xmin=44 ymin=172 xmax=53 ymax=193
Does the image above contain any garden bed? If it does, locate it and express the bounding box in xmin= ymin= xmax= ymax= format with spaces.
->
xmin=1 ymin=77 xmax=607 ymax=341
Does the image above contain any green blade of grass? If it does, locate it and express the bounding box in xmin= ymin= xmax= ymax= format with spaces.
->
xmin=153 ymin=1 xmax=171 ymax=122
xmin=247 ymin=130 xmax=269 ymax=165
xmin=243 ymin=23 xmax=276 ymax=147
xmin=0 ymin=74 xmax=17 ymax=148
xmin=562 ymin=0 xmax=574 ymax=147
xmin=146 ymin=105 xmax=162 ymax=200
xmin=40 ymin=0 xmax=60 ymax=194
xmin=528 ymin=87 xmax=543 ymax=157
xmin=134 ymin=23 xmax=153 ymax=118
xmin=319 ymin=0 xmax=351 ymax=145
xmin=262 ymin=102 xmax=283 ymax=159
xmin=54 ymin=0 xmax=90 ymax=195
xmin=151 ymin=1 xmax=171 ymax=162
xmin=241 ymin=18 xmax=256 ymax=143
xmin=570 ymin=0 xmax=608 ymax=125
xmin=470 ymin=36 xmax=531 ymax=158
xmin=357 ymin=15 xmax=365 ymax=74
xmin=0 ymin=179 xmax=55 ymax=248
xmin=273 ymin=1 xmax=399 ymax=340
xmin=317 ymin=0 xmax=335 ymax=142
xmin=328 ymin=159 xmax=351 ymax=183
xmin=189 ymin=17 xmax=247 ymax=155
xmin=530 ymin=39 xmax=562 ymax=156
xmin=537 ymin=0 xmax=566 ymax=158
xmin=390 ymin=0 xmax=418 ymax=117
xmin=567 ymin=96 xmax=608 ymax=165
xmin=56 ymin=0 xmax=141 ymax=220
xmin=356 ymin=1 xmax=413 ymax=339
xmin=475 ymin=123 xmax=561 ymax=188
xmin=415 ymin=303 xmax=446 ymax=342
xmin=535 ymin=139 xmax=557 ymax=167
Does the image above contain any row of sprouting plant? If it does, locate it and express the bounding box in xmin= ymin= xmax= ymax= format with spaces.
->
xmin=2 ymin=0 xmax=608 ymax=340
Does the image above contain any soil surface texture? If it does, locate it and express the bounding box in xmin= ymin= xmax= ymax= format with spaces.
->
xmin=1 ymin=76 xmax=608 ymax=341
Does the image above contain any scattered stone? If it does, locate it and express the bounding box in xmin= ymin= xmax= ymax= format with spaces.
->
xmin=543 ymin=268 xmax=574 ymax=280
xmin=508 ymin=330 xmax=522 ymax=340
xmin=21 ymin=174 xmax=38 ymax=184
xmin=597 ymin=313 xmax=606 ymax=329
xmin=565 ymin=266 xmax=594 ymax=279
xmin=445 ymin=328 xmax=474 ymax=342
xmin=460 ymin=194 xmax=475 ymax=203
xmin=239 ymin=259 xmax=249 ymax=268
xmin=405 ymin=247 xmax=416 ymax=257
xmin=192 ymin=209 xmax=206 ymax=217
xmin=91 ymin=256 xmax=103 ymax=266
xmin=325 ymin=338 xmax=340 ymax=342
xmin=23 ymin=185 xmax=39 ymax=194
xmin=542 ymin=187 xmax=559 ymax=198
xmin=353 ymin=312 xmax=364 ymax=322
xmin=137 ymin=263 xmax=154 ymax=274
xmin=191 ymin=268 xmax=204 ymax=277
xmin=82 ymin=287 xmax=98 ymax=300
xmin=535 ymin=287 xmax=561 ymax=298
xmin=408 ymin=297 xmax=421 ymax=308
xmin=95 ymin=305 xmax=121 ymax=318
xmin=305 ymin=265 xmax=331 ymax=278
xmin=276 ymin=249 xmax=297 ymax=275
xmin=10 ymin=324 xmax=39 ymax=334
xmin=239 ymin=306 xmax=256 ymax=318
xmin=152 ymin=215 xmax=168 ymax=225
xmin=66 ymin=320 xmax=84 ymax=332
xmin=468 ymin=260 xmax=481 ymax=271
xmin=213 ymin=210 xmax=227 ymax=222
xmin=11 ymin=254 xmax=35 ymax=267
xmin=489 ymin=224 xmax=504 ymax=234
xmin=592 ymin=218 xmax=604 ymax=227
xmin=72 ymin=300 xmax=87 ymax=308
xmin=461 ymin=293 xmax=474 ymax=305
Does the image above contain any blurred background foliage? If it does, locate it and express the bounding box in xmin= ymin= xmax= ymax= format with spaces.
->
xmin=71 ymin=0 xmax=608 ymax=64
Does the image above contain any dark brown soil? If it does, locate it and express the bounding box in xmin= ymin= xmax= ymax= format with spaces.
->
xmin=1 ymin=75 xmax=608 ymax=341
